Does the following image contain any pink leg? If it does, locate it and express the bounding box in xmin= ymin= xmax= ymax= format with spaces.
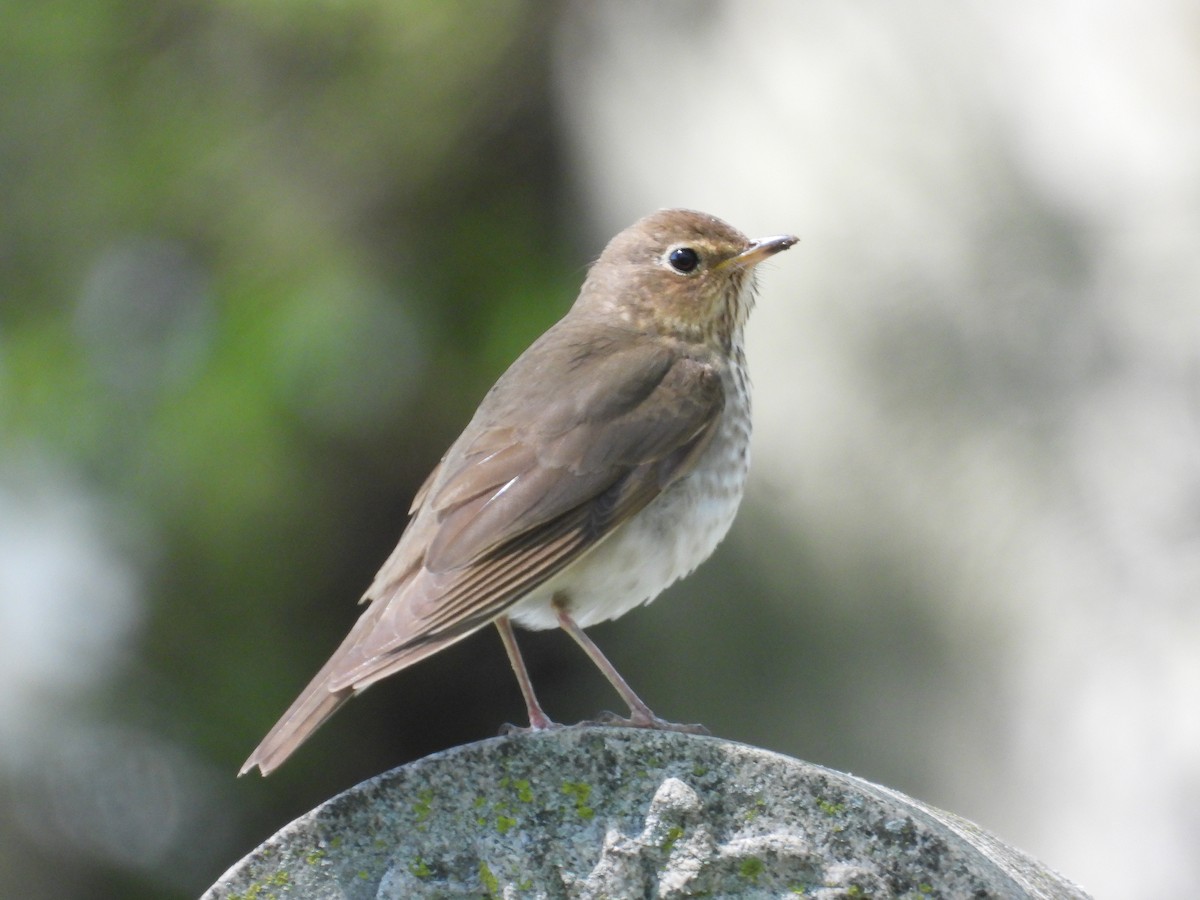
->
xmin=495 ymin=616 xmax=555 ymax=730
xmin=552 ymin=598 xmax=669 ymax=728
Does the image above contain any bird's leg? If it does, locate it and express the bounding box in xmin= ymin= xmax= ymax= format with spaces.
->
xmin=495 ymin=616 xmax=555 ymax=730
xmin=553 ymin=595 xmax=695 ymax=730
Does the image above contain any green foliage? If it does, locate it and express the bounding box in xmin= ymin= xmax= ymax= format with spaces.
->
xmin=0 ymin=3 xmax=569 ymax=898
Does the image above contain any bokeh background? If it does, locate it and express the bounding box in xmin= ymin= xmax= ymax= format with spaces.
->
xmin=3 ymin=1 xmax=1198 ymax=897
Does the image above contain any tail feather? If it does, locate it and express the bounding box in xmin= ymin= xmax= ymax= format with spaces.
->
xmin=239 ymin=680 xmax=353 ymax=776
xmin=239 ymin=620 xmax=486 ymax=776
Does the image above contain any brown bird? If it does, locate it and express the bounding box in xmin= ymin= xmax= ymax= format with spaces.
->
xmin=241 ymin=209 xmax=797 ymax=775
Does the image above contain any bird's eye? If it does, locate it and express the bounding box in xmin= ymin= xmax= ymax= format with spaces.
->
xmin=667 ymin=247 xmax=701 ymax=274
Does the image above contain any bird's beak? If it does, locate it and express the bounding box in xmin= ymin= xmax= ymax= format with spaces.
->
xmin=715 ymin=234 xmax=799 ymax=271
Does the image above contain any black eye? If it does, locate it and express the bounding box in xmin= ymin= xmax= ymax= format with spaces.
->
xmin=667 ymin=247 xmax=700 ymax=274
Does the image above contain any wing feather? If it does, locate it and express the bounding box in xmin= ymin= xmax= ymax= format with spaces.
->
xmin=327 ymin=328 xmax=724 ymax=690
xmin=242 ymin=323 xmax=727 ymax=774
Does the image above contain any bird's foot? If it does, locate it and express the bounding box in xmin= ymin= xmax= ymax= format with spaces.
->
xmin=587 ymin=709 xmax=710 ymax=735
xmin=499 ymin=717 xmax=562 ymax=736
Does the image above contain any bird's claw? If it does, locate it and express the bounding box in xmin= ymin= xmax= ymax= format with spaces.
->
xmin=499 ymin=719 xmax=562 ymax=736
xmin=587 ymin=710 xmax=711 ymax=735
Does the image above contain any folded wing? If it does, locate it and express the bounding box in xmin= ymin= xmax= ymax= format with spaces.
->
xmin=241 ymin=321 xmax=723 ymax=774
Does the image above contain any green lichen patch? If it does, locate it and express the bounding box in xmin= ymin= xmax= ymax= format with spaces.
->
xmin=744 ymin=795 xmax=766 ymax=821
xmin=479 ymin=861 xmax=501 ymax=898
xmin=817 ymin=798 xmax=845 ymax=816
xmin=560 ymin=780 xmax=595 ymax=820
xmin=471 ymin=775 xmax=541 ymax=834
xmin=227 ymin=869 xmax=291 ymax=900
xmin=661 ymin=824 xmax=686 ymax=854
xmin=739 ymin=857 xmax=765 ymax=883
xmin=412 ymin=788 xmax=435 ymax=824
xmin=514 ymin=778 xmax=534 ymax=803
xmin=408 ymin=856 xmax=432 ymax=878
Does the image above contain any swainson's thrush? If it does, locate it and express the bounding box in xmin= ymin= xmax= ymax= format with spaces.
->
xmin=241 ymin=209 xmax=797 ymax=775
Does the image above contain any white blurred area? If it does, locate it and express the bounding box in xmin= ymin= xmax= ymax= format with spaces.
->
xmin=0 ymin=228 xmax=252 ymax=899
xmin=0 ymin=457 xmax=143 ymax=756
xmin=555 ymin=1 xmax=1200 ymax=897
xmin=0 ymin=457 xmax=235 ymax=892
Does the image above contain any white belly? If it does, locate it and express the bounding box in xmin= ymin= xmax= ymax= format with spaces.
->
xmin=507 ymin=377 xmax=750 ymax=631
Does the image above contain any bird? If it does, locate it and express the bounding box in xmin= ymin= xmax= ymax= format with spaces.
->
xmin=240 ymin=208 xmax=797 ymax=775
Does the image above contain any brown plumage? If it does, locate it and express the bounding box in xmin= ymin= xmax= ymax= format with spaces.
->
xmin=241 ymin=209 xmax=796 ymax=775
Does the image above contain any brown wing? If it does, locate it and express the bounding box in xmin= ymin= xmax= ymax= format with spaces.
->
xmin=329 ymin=322 xmax=724 ymax=688
xmin=240 ymin=321 xmax=723 ymax=775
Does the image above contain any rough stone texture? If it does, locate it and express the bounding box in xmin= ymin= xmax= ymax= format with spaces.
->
xmin=204 ymin=728 xmax=1091 ymax=899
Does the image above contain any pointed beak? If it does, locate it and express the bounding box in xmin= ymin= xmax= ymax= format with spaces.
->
xmin=716 ymin=234 xmax=799 ymax=270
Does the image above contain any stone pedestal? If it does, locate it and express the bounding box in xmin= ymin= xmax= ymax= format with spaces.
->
xmin=204 ymin=727 xmax=1090 ymax=898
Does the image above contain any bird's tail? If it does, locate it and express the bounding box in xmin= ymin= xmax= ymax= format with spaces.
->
xmin=239 ymin=659 xmax=356 ymax=777
xmin=239 ymin=612 xmax=483 ymax=776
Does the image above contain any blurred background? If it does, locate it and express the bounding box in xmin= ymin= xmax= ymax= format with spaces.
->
xmin=2 ymin=1 xmax=1197 ymax=897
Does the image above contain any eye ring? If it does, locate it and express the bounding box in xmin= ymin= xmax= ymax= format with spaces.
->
xmin=666 ymin=246 xmax=701 ymax=274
